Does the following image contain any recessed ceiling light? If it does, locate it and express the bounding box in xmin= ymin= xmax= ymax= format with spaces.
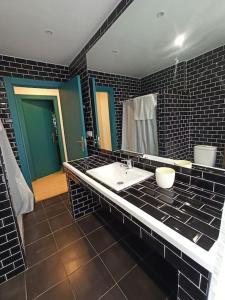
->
xmin=112 ymin=50 xmax=118 ymax=54
xmin=45 ymin=29 xmax=53 ymax=36
xmin=174 ymin=34 xmax=185 ymax=47
xmin=156 ymin=11 xmax=165 ymax=18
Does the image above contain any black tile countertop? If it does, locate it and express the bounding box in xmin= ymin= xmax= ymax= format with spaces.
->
xmin=68 ymin=155 xmax=224 ymax=251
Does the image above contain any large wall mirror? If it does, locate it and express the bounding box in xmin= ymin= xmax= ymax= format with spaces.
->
xmin=87 ymin=0 xmax=225 ymax=171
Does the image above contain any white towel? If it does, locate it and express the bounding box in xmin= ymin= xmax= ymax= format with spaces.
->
xmin=133 ymin=94 xmax=157 ymax=120
xmin=0 ymin=120 xmax=34 ymax=216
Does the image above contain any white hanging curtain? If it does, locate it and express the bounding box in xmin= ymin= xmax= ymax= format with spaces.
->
xmin=208 ymin=206 xmax=225 ymax=300
xmin=0 ymin=119 xmax=34 ymax=216
xmin=122 ymin=94 xmax=158 ymax=155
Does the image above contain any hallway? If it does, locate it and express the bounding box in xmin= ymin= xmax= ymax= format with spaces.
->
xmin=32 ymin=171 xmax=68 ymax=201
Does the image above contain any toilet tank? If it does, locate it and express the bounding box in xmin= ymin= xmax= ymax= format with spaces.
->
xmin=194 ymin=145 xmax=217 ymax=167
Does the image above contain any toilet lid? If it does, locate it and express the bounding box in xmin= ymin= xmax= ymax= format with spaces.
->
xmin=194 ymin=145 xmax=217 ymax=151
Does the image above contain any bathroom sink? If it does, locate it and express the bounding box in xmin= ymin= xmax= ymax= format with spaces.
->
xmin=86 ymin=162 xmax=154 ymax=191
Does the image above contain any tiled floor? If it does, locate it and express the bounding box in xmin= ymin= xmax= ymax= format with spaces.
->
xmin=0 ymin=194 xmax=177 ymax=300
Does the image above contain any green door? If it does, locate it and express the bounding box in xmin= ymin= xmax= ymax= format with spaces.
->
xmin=59 ymin=76 xmax=87 ymax=160
xmin=22 ymin=99 xmax=60 ymax=180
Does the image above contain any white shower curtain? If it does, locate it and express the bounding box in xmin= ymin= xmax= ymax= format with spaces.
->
xmin=122 ymin=94 xmax=158 ymax=155
xmin=208 ymin=206 xmax=225 ymax=300
xmin=0 ymin=119 xmax=34 ymax=216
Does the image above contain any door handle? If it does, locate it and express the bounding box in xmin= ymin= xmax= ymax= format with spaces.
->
xmin=77 ymin=137 xmax=85 ymax=152
xmin=52 ymin=132 xmax=57 ymax=144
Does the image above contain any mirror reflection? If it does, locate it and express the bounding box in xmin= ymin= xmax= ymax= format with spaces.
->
xmin=87 ymin=0 xmax=225 ymax=170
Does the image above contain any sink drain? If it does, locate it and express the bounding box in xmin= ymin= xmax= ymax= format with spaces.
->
xmin=117 ymin=181 xmax=124 ymax=185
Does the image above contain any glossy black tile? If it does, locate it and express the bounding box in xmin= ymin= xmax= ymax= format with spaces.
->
xmin=180 ymin=205 xmax=214 ymax=223
xmin=181 ymin=253 xmax=209 ymax=279
xmin=141 ymin=230 xmax=164 ymax=257
xmin=124 ymin=194 xmax=145 ymax=208
xmin=164 ymin=218 xmax=200 ymax=242
xmin=140 ymin=187 xmax=160 ymax=198
xmin=142 ymin=204 xmax=169 ymax=222
xmin=157 ymin=194 xmax=174 ymax=205
xmin=123 ymin=216 xmax=140 ymax=236
xmin=200 ymin=276 xmax=209 ymax=294
xmin=187 ymin=218 xmax=219 ymax=240
xmin=190 ymin=177 xmax=214 ymax=191
xmin=196 ymin=235 xmax=214 ymax=251
xmin=140 ymin=194 xmax=164 ymax=208
xmin=156 ymin=187 xmax=177 ymax=198
xmin=174 ymin=195 xmax=202 ymax=210
xmin=161 ymin=205 xmax=191 ymax=223
xmin=126 ymin=187 xmax=144 ymax=197
xmin=214 ymin=183 xmax=225 ymax=196
xmin=188 ymin=187 xmax=213 ymax=199
xmin=201 ymin=205 xmax=222 ymax=219
xmin=152 ymin=232 xmax=181 ymax=256
xmin=179 ymin=274 xmax=207 ymax=300
xmin=178 ymin=288 xmax=193 ymax=300
xmin=211 ymin=218 xmax=221 ymax=229
xmin=213 ymin=194 xmax=225 ymax=204
xmin=141 ymin=181 xmax=157 ymax=190
xmin=165 ymin=248 xmax=200 ymax=285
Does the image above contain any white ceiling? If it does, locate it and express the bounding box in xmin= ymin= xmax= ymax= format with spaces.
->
xmin=87 ymin=0 xmax=225 ymax=78
xmin=0 ymin=0 xmax=120 ymax=65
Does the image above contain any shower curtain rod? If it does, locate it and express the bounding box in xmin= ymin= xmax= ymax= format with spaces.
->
xmin=119 ymin=93 xmax=159 ymax=104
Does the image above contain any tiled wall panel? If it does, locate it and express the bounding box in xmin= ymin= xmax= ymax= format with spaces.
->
xmin=0 ymin=149 xmax=26 ymax=284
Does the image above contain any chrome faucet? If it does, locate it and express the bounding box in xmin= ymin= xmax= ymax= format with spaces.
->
xmin=121 ymin=159 xmax=133 ymax=169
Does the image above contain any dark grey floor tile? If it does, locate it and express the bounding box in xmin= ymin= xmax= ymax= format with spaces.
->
xmin=100 ymin=242 xmax=138 ymax=281
xmin=87 ymin=226 xmax=118 ymax=253
xmin=49 ymin=211 xmax=73 ymax=232
xmin=25 ymin=234 xmax=57 ymax=267
xmin=69 ymin=257 xmax=114 ymax=300
xmin=24 ymin=220 xmax=51 ymax=245
xmin=23 ymin=207 xmax=47 ymax=227
xmin=59 ymin=237 xmax=96 ymax=275
xmin=42 ymin=195 xmax=62 ymax=208
xmin=54 ymin=223 xmax=84 ymax=249
xmin=61 ymin=192 xmax=69 ymax=202
xmin=100 ymin=286 xmax=126 ymax=300
xmin=78 ymin=214 xmax=103 ymax=235
xmin=45 ymin=202 xmax=67 ymax=219
xmin=37 ymin=280 xmax=75 ymax=300
xmin=118 ymin=265 xmax=171 ymax=300
xmin=34 ymin=201 xmax=44 ymax=211
xmin=26 ymin=253 xmax=67 ymax=300
xmin=0 ymin=273 xmax=26 ymax=300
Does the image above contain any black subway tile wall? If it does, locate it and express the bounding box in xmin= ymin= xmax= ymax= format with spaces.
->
xmin=187 ymin=45 xmax=225 ymax=166
xmin=66 ymin=175 xmax=101 ymax=219
xmin=0 ymin=148 xmax=26 ymax=284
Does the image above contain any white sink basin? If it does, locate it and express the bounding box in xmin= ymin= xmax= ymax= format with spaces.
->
xmin=86 ymin=162 xmax=154 ymax=191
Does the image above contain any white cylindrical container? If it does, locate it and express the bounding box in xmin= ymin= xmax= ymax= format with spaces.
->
xmin=194 ymin=145 xmax=217 ymax=167
xmin=155 ymin=167 xmax=175 ymax=189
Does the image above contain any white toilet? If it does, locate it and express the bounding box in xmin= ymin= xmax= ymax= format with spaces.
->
xmin=194 ymin=145 xmax=217 ymax=167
